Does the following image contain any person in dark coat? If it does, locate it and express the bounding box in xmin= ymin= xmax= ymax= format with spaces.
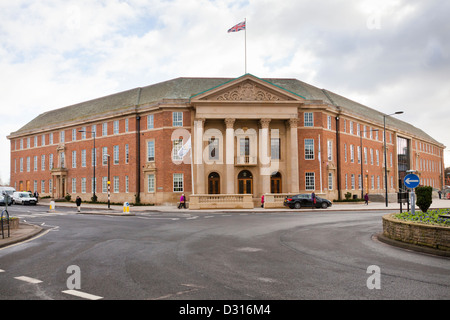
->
xmin=76 ymin=196 xmax=82 ymax=212
xmin=364 ymin=193 xmax=369 ymax=205
xmin=178 ymin=194 xmax=186 ymax=209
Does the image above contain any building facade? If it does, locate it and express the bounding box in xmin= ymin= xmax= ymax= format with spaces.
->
xmin=8 ymin=74 xmax=446 ymax=207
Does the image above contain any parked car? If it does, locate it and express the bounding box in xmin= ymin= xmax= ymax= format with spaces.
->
xmin=284 ymin=194 xmax=332 ymax=209
xmin=0 ymin=194 xmax=13 ymax=206
xmin=12 ymin=192 xmax=37 ymax=205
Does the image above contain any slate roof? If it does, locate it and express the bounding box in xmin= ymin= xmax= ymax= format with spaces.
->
xmin=9 ymin=75 xmax=443 ymax=146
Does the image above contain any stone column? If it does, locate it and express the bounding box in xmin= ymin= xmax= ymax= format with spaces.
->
xmin=195 ymin=118 xmax=205 ymax=194
xmin=225 ymin=118 xmax=235 ymax=194
xmin=288 ymin=118 xmax=299 ymax=193
xmin=259 ymin=118 xmax=271 ymax=195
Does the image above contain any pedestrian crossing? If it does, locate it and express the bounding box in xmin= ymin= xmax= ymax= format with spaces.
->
xmin=14 ymin=211 xmax=72 ymax=221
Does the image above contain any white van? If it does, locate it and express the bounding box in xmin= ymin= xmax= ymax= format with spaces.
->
xmin=12 ymin=191 xmax=37 ymax=205
xmin=0 ymin=187 xmax=15 ymax=197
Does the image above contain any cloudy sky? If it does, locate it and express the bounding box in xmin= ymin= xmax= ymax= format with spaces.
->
xmin=1 ymin=0 xmax=449 ymax=184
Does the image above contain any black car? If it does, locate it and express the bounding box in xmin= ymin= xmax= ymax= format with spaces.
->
xmin=284 ymin=194 xmax=332 ymax=209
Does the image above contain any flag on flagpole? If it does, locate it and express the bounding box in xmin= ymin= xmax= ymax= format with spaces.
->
xmin=227 ymin=20 xmax=246 ymax=33
xmin=177 ymin=136 xmax=191 ymax=158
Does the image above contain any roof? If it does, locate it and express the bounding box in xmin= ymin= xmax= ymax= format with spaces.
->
xmin=8 ymin=75 xmax=443 ymax=146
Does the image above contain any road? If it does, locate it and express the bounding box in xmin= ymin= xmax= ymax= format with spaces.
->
xmin=0 ymin=204 xmax=448 ymax=301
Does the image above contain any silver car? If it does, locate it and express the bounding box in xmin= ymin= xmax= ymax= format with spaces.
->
xmin=12 ymin=192 xmax=37 ymax=205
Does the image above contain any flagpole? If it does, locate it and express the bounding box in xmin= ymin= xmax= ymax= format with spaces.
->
xmin=244 ymin=18 xmax=247 ymax=74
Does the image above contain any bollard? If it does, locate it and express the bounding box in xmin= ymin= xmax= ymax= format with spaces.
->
xmin=123 ymin=202 xmax=130 ymax=214
xmin=50 ymin=201 xmax=56 ymax=211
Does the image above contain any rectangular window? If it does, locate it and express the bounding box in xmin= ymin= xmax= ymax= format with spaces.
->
xmin=34 ymin=136 xmax=38 ymax=147
xmin=113 ymin=176 xmax=119 ymax=193
xmin=81 ymin=178 xmax=86 ymax=193
xmin=80 ymin=128 xmax=86 ymax=140
xmin=328 ymin=173 xmax=333 ymax=190
xmin=41 ymin=155 xmax=45 ymax=171
xmin=113 ymin=145 xmax=119 ymax=165
xmin=91 ymin=177 xmax=97 ymax=193
xmin=72 ymin=151 xmax=77 ymax=168
xmin=209 ymin=138 xmax=219 ymax=160
xmin=81 ymin=150 xmax=86 ymax=167
xmin=350 ymin=145 xmax=354 ymax=163
xmin=148 ymin=174 xmax=155 ymax=193
xmin=173 ymin=112 xmax=183 ymax=127
xmin=49 ymin=133 xmax=54 ymax=144
xmin=72 ymin=129 xmax=77 ymax=141
xmin=102 ymin=122 xmax=108 ymax=136
xmin=305 ymin=139 xmax=314 ymax=160
xmin=271 ymin=138 xmax=280 ymax=160
xmin=351 ymin=174 xmax=355 ymax=190
xmin=72 ymin=178 xmax=76 ymax=194
xmin=125 ymin=119 xmax=129 ymax=132
xmin=327 ymin=140 xmax=333 ymax=161
xmin=102 ymin=147 xmax=108 ymax=165
xmin=304 ymin=112 xmax=313 ymax=127
xmin=113 ymin=120 xmax=119 ymax=135
xmin=125 ymin=144 xmax=129 ymax=164
xmin=102 ymin=177 xmax=108 ymax=193
xmin=147 ymin=141 xmax=155 ymax=162
xmin=60 ymin=131 xmax=65 ymax=143
xmin=49 ymin=154 xmax=53 ymax=170
xmin=27 ymin=157 xmax=30 ymax=172
xmin=125 ymin=176 xmax=129 ymax=193
xmin=92 ymin=148 xmax=97 ymax=167
xmin=34 ymin=156 xmax=38 ymax=171
xmin=327 ymin=115 xmax=332 ymax=130
xmin=147 ymin=115 xmax=154 ymax=129
xmin=173 ymin=173 xmax=183 ymax=192
xmin=172 ymin=139 xmax=183 ymax=161
xmin=41 ymin=180 xmax=45 ymax=193
xmin=305 ymin=172 xmax=315 ymax=191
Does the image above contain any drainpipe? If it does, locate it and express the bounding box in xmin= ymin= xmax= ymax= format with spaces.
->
xmin=135 ymin=88 xmax=142 ymax=203
xmin=136 ymin=115 xmax=141 ymax=203
xmin=335 ymin=115 xmax=342 ymax=200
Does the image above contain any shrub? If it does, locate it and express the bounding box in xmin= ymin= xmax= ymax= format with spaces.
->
xmin=415 ymin=186 xmax=432 ymax=213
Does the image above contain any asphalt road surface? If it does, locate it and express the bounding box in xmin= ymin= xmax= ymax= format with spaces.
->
xmin=0 ymin=204 xmax=448 ymax=301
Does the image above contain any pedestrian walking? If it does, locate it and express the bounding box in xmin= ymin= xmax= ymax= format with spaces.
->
xmin=311 ymin=192 xmax=316 ymax=209
xmin=76 ymin=196 xmax=82 ymax=212
xmin=364 ymin=193 xmax=369 ymax=205
xmin=178 ymin=194 xmax=186 ymax=209
xmin=261 ymin=194 xmax=264 ymax=208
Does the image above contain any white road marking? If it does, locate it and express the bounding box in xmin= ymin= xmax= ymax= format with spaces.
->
xmin=62 ymin=289 xmax=103 ymax=300
xmin=14 ymin=276 xmax=43 ymax=284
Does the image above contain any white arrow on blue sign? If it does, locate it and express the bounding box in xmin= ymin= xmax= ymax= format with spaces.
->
xmin=404 ymin=173 xmax=420 ymax=189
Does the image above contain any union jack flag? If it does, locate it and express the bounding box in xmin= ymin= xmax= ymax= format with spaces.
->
xmin=227 ymin=21 xmax=246 ymax=33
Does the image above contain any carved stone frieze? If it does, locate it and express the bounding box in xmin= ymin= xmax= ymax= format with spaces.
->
xmin=214 ymin=81 xmax=284 ymax=101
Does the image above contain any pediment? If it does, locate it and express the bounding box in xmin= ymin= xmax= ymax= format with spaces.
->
xmin=191 ymin=74 xmax=304 ymax=103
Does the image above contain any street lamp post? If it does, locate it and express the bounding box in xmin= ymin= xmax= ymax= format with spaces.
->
xmin=104 ymin=154 xmax=111 ymax=209
xmin=383 ymin=111 xmax=404 ymax=207
xmin=78 ymin=130 xmax=97 ymax=202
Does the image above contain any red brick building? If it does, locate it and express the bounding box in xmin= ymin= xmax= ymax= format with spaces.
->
xmin=7 ymin=74 xmax=446 ymax=207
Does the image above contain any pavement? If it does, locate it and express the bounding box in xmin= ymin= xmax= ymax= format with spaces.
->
xmin=1 ymin=197 xmax=449 ymax=250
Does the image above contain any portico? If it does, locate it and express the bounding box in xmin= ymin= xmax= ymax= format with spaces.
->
xmin=188 ymin=74 xmax=303 ymax=209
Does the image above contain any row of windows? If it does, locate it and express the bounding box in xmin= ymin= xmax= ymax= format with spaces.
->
xmin=13 ymin=112 xmax=184 ymax=151
xmin=14 ymin=145 xmax=130 ymax=173
xmin=22 ymin=173 xmax=185 ymax=194
xmin=305 ymin=172 xmax=395 ymax=191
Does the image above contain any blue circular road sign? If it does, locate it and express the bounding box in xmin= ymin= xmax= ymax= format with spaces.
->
xmin=404 ymin=173 xmax=420 ymax=189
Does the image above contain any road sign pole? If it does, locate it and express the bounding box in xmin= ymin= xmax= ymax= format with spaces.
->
xmin=410 ymin=188 xmax=415 ymax=215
